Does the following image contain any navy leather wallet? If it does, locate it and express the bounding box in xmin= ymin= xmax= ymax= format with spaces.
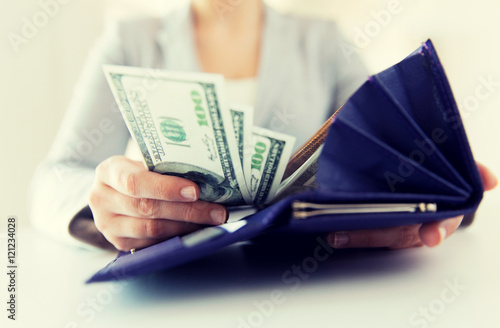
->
xmin=87 ymin=40 xmax=483 ymax=283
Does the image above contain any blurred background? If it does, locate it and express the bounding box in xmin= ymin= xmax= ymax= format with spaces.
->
xmin=0 ymin=0 xmax=499 ymax=227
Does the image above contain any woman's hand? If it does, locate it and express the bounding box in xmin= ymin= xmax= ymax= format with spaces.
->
xmin=327 ymin=162 xmax=498 ymax=249
xmin=89 ymin=156 xmax=228 ymax=251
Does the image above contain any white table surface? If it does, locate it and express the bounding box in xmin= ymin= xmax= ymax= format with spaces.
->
xmin=1 ymin=189 xmax=499 ymax=328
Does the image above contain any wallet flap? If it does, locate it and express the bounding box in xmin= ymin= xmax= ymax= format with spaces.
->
xmin=374 ymin=41 xmax=483 ymax=193
xmin=340 ymin=77 xmax=470 ymax=192
xmin=319 ymin=117 xmax=471 ymax=197
xmin=317 ymin=40 xmax=483 ymax=210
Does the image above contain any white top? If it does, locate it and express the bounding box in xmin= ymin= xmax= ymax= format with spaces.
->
xmin=28 ymin=3 xmax=368 ymax=249
xmin=225 ymin=78 xmax=259 ymax=109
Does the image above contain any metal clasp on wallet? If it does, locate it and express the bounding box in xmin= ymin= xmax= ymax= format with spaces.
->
xmin=292 ymin=202 xmax=437 ymax=219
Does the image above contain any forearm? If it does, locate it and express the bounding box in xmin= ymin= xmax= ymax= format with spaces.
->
xmin=28 ymin=161 xmax=104 ymax=249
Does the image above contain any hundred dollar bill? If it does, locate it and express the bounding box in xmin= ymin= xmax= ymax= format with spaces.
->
xmin=247 ymin=127 xmax=296 ymax=205
xmin=103 ymin=65 xmax=252 ymax=206
xmin=228 ymin=104 xmax=254 ymax=186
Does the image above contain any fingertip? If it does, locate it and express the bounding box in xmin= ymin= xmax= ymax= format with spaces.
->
xmin=210 ymin=206 xmax=228 ymax=225
xmin=180 ymin=185 xmax=199 ymax=201
xmin=327 ymin=232 xmax=350 ymax=249
xmin=420 ymin=215 xmax=463 ymax=247
xmin=485 ymin=171 xmax=498 ymax=191
xmin=477 ymin=162 xmax=498 ymax=191
xmin=437 ymin=226 xmax=447 ymax=242
xmin=420 ymin=225 xmax=443 ymax=247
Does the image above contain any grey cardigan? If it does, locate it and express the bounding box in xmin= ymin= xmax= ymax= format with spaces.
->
xmin=29 ymin=3 xmax=368 ymax=249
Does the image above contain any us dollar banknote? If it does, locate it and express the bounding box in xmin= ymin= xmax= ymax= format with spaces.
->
xmin=228 ymin=104 xmax=254 ymax=182
xmin=103 ymin=65 xmax=252 ymax=206
xmin=247 ymin=127 xmax=296 ymax=204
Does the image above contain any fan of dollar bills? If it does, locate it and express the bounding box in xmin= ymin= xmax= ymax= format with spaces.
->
xmin=104 ymin=65 xmax=321 ymax=206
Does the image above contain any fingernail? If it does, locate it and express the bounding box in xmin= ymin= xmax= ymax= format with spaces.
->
xmin=180 ymin=186 xmax=197 ymax=201
xmin=437 ymin=226 xmax=447 ymax=244
xmin=210 ymin=208 xmax=227 ymax=225
xmin=329 ymin=232 xmax=349 ymax=249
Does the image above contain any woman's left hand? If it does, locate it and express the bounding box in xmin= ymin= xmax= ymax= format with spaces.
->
xmin=327 ymin=162 xmax=498 ymax=249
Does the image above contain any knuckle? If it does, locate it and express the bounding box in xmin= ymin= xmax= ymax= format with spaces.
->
xmin=96 ymin=156 xmax=115 ymax=177
xmin=135 ymin=198 xmax=158 ymax=218
xmin=95 ymin=161 xmax=106 ymax=177
xmin=360 ymin=233 xmax=376 ymax=248
xmin=88 ymin=190 xmax=101 ymax=209
xmin=395 ymin=225 xmax=420 ymax=247
xmin=142 ymin=219 xmax=163 ymax=238
xmin=192 ymin=201 xmax=210 ymax=211
xmin=123 ymin=171 xmax=138 ymax=196
xmin=180 ymin=204 xmax=199 ymax=222
xmin=152 ymin=178 xmax=169 ymax=200
xmin=95 ymin=163 xmax=103 ymax=178
xmin=93 ymin=215 xmax=107 ymax=234
xmin=107 ymin=155 xmax=124 ymax=167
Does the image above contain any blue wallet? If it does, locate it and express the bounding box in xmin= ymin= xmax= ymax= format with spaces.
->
xmin=87 ymin=40 xmax=483 ymax=283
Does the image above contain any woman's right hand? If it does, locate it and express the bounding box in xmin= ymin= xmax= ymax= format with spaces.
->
xmin=88 ymin=156 xmax=228 ymax=251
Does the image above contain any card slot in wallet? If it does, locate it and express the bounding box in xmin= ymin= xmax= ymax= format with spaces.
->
xmin=372 ymin=76 xmax=473 ymax=192
xmin=317 ymin=117 xmax=470 ymax=198
xmin=373 ymin=77 xmax=472 ymax=192
xmin=376 ymin=46 xmax=472 ymax=181
xmin=339 ymin=78 xmax=469 ymax=192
